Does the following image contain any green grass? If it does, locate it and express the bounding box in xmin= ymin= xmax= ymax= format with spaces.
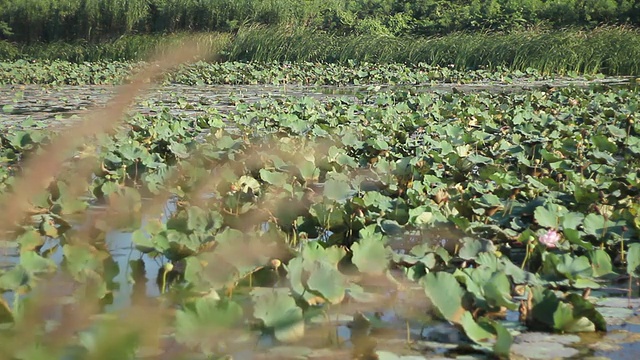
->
xmin=2 ymin=26 xmax=640 ymax=76
xmin=0 ymin=33 xmax=232 ymax=63
xmin=226 ymin=26 xmax=640 ymax=76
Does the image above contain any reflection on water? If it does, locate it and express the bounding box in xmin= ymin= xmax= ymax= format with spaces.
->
xmin=0 ymin=198 xmax=178 ymax=312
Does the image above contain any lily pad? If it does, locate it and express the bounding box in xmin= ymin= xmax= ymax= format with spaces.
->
xmin=252 ymin=288 xmax=305 ymax=343
xmin=511 ymin=341 xmax=579 ymax=359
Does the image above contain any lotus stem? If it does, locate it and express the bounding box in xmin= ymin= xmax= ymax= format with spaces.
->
xmin=161 ymin=262 xmax=174 ymax=294
xmin=521 ymin=240 xmax=533 ymax=270
xmin=13 ymin=294 xmax=19 ymax=317
xmin=406 ymin=319 xmax=411 ymax=344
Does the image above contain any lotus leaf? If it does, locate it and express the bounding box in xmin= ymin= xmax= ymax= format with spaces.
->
xmin=252 ymin=288 xmax=305 ymax=343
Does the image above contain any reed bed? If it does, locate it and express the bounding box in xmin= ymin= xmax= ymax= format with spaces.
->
xmin=227 ymin=26 xmax=640 ymax=75
xmin=3 ymin=26 xmax=640 ymax=75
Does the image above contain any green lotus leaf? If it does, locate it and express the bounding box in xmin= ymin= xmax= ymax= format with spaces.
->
xmin=534 ymin=204 xmax=566 ymax=228
xmin=607 ymin=125 xmax=627 ymax=138
xmin=574 ymin=184 xmax=599 ymax=204
xmin=252 ymin=288 xmax=304 ymax=343
xmin=583 ymin=213 xmax=614 ymax=238
xmin=483 ymin=272 xmax=518 ymax=310
xmin=351 ymin=232 xmax=390 ymax=275
xmin=16 ymin=230 xmax=44 ymax=253
xmin=459 ymin=238 xmax=495 ymax=260
xmin=306 ymin=261 xmax=347 ymax=304
xmin=589 ymin=249 xmax=613 ymax=277
xmin=237 ymin=175 xmax=261 ymax=193
xmin=591 ymin=149 xmax=616 ymax=164
xmin=421 ymin=272 xmax=465 ymax=324
xmin=186 ymin=206 xmax=208 ymax=232
xmin=62 ymin=244 xmax=107 ymax=280
xmin=324 ymin=179 xmax=352 ymax=202
xmin=376 ymin=351 xmax=430 ymax=360
xmin=379 ymin=219 xmax=403 ymax=235
xmin=530 ymin=287 xmax=561 ymax=329
xmin=565 ymin=293 xmax=607 ymax=332
xmin=627 ymin=243 xmax=640 ymax=277
xmin=363 ymin=191 xmax=393 ymax=210
xmin=561 ymin=212 xmax=584 ymax=231
xmin=297 ymin=159 xmax=319 ymax=181
xmin=302 ymin=242 xmax=346 ymax=267
xmin=555 ymin=254 xmax=593 ymax=281
xmin=483 ymin=318 xmax=514 ymax=357
xmin=562 ymin=228 xmax=593 ymax=250
xmin=553 ymin=301 xmax=596 ymax=333
xmin=168 ymin=141 xmax=190 ymax=159
xmin=591 ymin=134 xmax=617 ymax=153
xmin=260 ymin=169 xmax=289 ymax=187
xmin=460 ymin=311 xmax=494 ymax=343
xmin=175 ymin=297 xmax=243 ymax=352
xmin=0 ymin=266 xmax=29 ymax=291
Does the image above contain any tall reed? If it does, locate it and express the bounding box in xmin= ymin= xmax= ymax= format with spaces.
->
xmin=226 ymin=26 xmax=640 ymax=75
xmin=3 ymin=26 xmax=640 ymax=76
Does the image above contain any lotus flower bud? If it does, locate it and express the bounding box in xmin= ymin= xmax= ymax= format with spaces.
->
xmin=164 ymin=262 xmax=174 ymax=272
xmin=270 ymin=259 xmax=282 ymax=269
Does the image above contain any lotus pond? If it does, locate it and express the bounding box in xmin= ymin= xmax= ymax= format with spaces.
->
xmin=1 ymin=65 xmax=640 ymax=360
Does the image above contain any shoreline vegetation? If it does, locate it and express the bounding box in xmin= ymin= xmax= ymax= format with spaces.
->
xmin=1 ymin=0 xmax=639 ymax=42
xmin=2 ymin=1 xmax=640 ymax=76
xmin=1 ymin=26 xmax=640 ymax=76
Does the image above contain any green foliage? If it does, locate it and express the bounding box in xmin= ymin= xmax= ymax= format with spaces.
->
xmin=252 ymin=288 xmax=305 ymax=342
xmin=2 ymin=0 xmax=640 ymax=42
xmin=3 ymin=26 xmax=640 ymax=76
xmin=3 ymin=69 xmax=640 ymax=357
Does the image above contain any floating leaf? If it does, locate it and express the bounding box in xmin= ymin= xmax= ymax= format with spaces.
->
xmin=306 ymin=261 xmax=346 ymax=304
xmin=20 ymin=251 xmax=56 ymax=275
xmin=324 ymin=179 xmax=352 ymax=202
xmin=175 ymin=297 xmax=242 ymax=353
xmin=380 ymin=219 xmax=403 ymax=235
xmin=252 ymin=288 xmax=304 ymax=343
xmin=555 ymin=254 xmax=593 ymax=281
xmin=553 ymin=301 xmax=596 ymax=333
xmin=459 ymin=238 xmax=495 ymax=260
xmin=16 ymin=230 xmax=44 ymax=252
xmin=421 ymin=272 xmax=465 ymax=324
xmin=589 ymin=249 xmax=613 ymax=277
xmin=351 ymin=234 xmax=390 ymax=275
xmin=627 ymin=243 xmax=640 ymax=277
xmin=460 ymin=311 xmax=493 ymax=343
xmin=484 ymin=272 xmax=518 ymax=310
xmin=583 ymin=213 xmax=613 ymax=238
xmin=534 ymin=206 xmax=560 ymax=228
xmin=260 ymin=169 xmax=289 ymax=187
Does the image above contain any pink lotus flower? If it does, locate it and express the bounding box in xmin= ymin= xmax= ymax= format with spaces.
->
xmin=539 ymin=229 xmax=561 ymax=248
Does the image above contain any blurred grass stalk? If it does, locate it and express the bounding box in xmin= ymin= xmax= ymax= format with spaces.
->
xmin=1 ymin=25 xmax=639 ymax=76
